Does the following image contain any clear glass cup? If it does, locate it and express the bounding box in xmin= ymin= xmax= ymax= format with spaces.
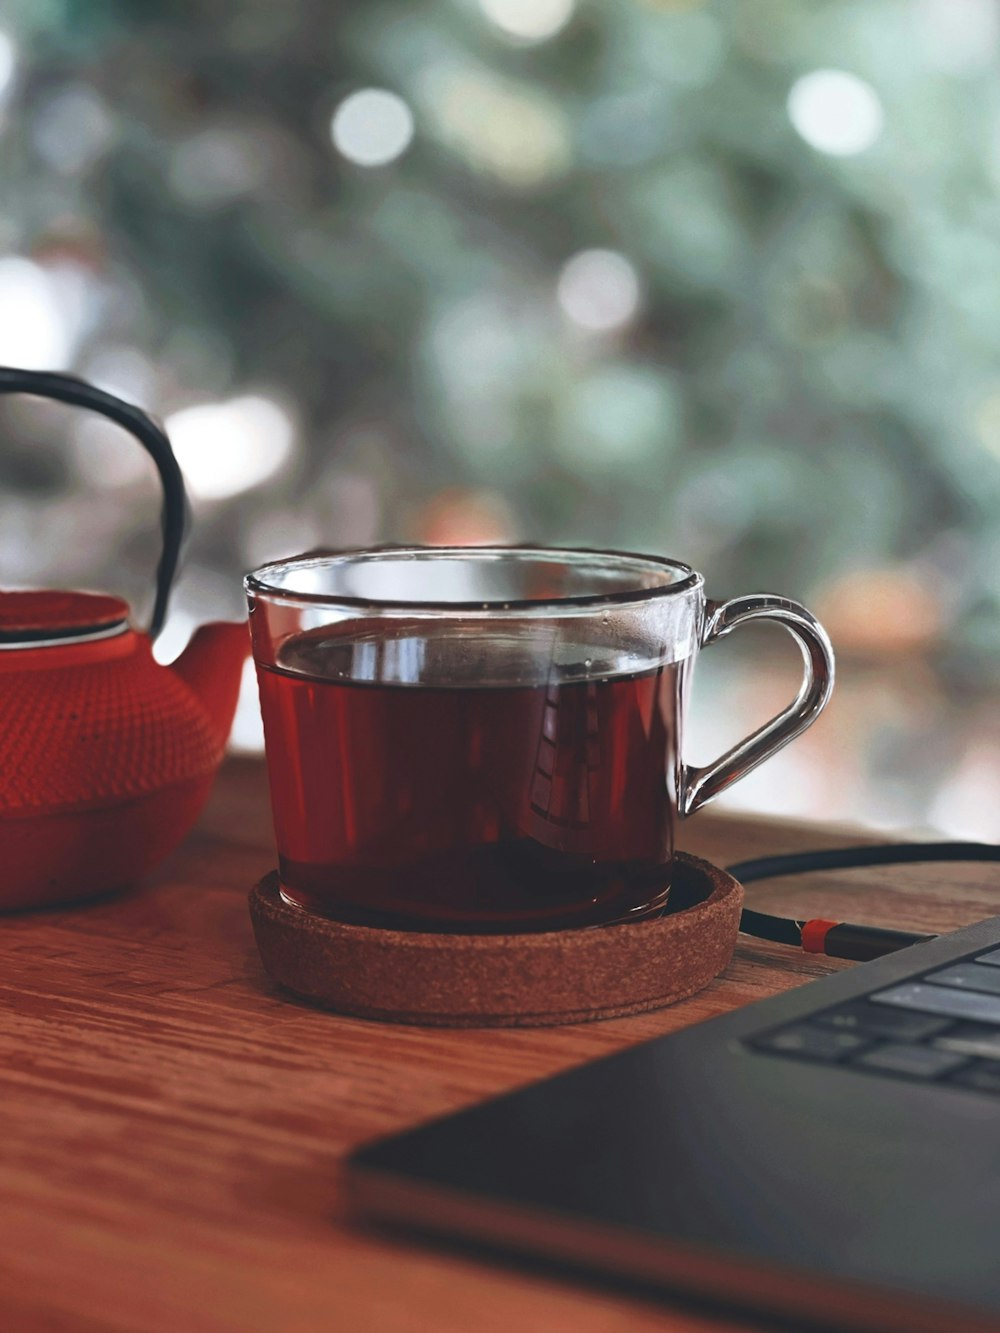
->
xmin=245 ymin=546 xmax=834 ymax=933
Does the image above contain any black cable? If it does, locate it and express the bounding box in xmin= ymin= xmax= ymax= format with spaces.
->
xmin=728 ymin=841 xmax=1000 ymax=960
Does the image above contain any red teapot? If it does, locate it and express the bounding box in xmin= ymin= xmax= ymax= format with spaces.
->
xmin=0 ymin=368 xmax=249 ymax=910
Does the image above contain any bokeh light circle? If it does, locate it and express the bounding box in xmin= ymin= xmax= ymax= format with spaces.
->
xmin=787 ymin=70 xmax=884 ymax=157
xmin=557 ymin=249 xmax=641 ymax=332
xmin=165 ymin=396 xmax=295 ymax=501
xmin=0 ymin=30 xmax=16 ymax=101
xmin=479 ymin=0 xmax=575 ymax=43
xmin=330 ymin=88 xmax=414 ymax=167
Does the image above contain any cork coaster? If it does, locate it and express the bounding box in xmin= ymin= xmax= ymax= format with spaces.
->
xmin=248 ymin=853 xmax=742 ymax=1028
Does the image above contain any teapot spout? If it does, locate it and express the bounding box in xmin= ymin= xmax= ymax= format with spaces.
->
xmin=169 ymin=621 xmax=250 ymax=749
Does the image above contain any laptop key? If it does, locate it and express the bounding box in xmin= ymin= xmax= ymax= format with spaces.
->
xmin=752 ymin=1023 xmax=871 ymax=1062
xmin=948 ymin=1060 xmax=1000 ymax=1094
xmin=871 ymin=983 xmax=1000 ymax=1025
xmin=974 ymin=946 xmax=1000 ymax=968
xmin=934 ymin=1022 xmax=1000 ymax=1061
xmin=853 ymin=1044 xmax=969 ymax=1080
xmin=926 ymin=963 xmax=1000 ymax=997
xmin=815 ymin=1000 xmax=950 ymax=1041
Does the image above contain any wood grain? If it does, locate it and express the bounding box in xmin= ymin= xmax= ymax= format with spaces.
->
xmin=2 ymin=757 xmax=997 ymax=1333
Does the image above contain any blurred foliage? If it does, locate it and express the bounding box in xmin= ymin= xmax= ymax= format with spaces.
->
xmin=1 ymin=0 xmax=1000 ymax=680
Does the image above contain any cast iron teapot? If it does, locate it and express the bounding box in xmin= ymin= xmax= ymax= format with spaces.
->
xmin=0 ymin=367 xmax=249 ymax=909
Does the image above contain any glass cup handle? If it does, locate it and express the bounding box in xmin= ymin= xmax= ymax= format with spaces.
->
xmin=680 ymin=594 xmax=835 ymax=818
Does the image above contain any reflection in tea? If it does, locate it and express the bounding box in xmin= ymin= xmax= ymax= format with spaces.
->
xmin=256 ymin=620 xmax=683 ymax=932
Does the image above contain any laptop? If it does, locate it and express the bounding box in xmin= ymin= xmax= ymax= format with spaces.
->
xmin=346 ymin=914 xmax=1000 ymax=1333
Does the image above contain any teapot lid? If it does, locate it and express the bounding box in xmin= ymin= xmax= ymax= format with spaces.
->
xmin=0 ymin=591 xmax=130 ymax=647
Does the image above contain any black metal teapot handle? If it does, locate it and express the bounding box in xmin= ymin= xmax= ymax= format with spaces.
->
xmin=0 ymin=367 xmax=186 ymax=637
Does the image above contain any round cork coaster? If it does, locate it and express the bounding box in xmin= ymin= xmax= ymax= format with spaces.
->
xmin=248 ymin=853 xmax=743 ymax=1028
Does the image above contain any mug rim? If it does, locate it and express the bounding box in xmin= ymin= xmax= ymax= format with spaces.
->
xmin=244 ymin=545 xmax=703 ymax=613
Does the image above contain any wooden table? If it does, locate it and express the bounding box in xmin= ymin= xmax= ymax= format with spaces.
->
xmin=4 ymin=759 xmax=998 ymax=1333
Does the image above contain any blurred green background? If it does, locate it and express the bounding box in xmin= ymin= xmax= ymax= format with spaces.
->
xmin=2 ymin=0 xmax=1000 ymax=836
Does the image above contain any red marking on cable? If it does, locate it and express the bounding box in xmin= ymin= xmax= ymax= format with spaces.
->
xmin=801 ymin=919 xmax=840 ymax=954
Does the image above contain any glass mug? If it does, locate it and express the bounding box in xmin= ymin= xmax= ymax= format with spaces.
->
xmin=246 ymin=547 xmax=834 ymax=933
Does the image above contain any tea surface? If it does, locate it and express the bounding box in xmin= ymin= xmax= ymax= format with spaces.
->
xmin=257 ymin=621 xmax=682 ymax=931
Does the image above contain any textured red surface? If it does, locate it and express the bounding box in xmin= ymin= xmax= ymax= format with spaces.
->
xmin=1 ymin=779 xmax=213 ymax=909
xmin=0 ymin=620 xmax=249 ymax=908
xmin=0 ymin=634 xmax=222 ymax=814
xmin=0 ymin=589 xmax=128 ymax=634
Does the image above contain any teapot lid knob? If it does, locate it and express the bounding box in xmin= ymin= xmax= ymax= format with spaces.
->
xmin=0 ymin=590 xmax=129 ymax=648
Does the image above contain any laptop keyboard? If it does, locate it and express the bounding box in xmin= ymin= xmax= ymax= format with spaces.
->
xmin=748 ymin=940 xmax=1000 ymax=1095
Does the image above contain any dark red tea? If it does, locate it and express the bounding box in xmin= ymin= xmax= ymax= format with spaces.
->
xmin=257 ymin=621 xmax=683 ymax=932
